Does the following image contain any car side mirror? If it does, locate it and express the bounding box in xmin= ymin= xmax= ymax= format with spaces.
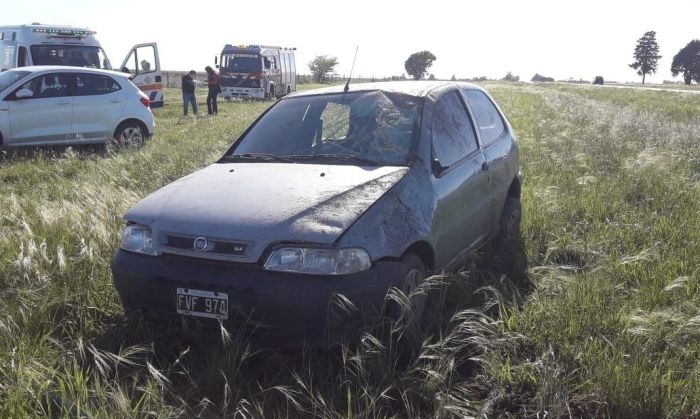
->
xmin=264 ymin=58 xmax=271 ymax=69
xmin=432 ymin=157 xmax=448 ymax=175
xmin=15 ymin=88 xmax=34 ymax=99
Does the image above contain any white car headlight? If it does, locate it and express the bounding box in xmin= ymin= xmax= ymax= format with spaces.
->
xmin=120 ymin=224 xmax=158 ymax=256
xmin=264 ymin=247 xmax=371 ymax=275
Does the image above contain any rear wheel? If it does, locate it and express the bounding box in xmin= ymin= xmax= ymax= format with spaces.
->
xmin=113 ymin=121 xmax=146 ymax=149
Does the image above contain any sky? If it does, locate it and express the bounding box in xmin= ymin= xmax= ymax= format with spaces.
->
xmin=4 ymin=0 xmax=699 ymax=83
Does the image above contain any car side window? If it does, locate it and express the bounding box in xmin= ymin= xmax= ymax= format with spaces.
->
xmin=432 ymin=92 xmax=479 ymax=168
xmin=75 ymin=74 xmax=121 ymax=96
xmin=464 ymin=90 xmax=505 ymax=145
xmin=15 ymin=73 xmax=72 ymax=99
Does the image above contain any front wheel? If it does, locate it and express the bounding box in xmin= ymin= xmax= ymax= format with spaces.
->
xmin=113 ymin=121 xmax=146 ymax=149
xmin=386 ymin=253 xmax=427 ymax=322
xmin=498 ymin=196 xmax=522 ymax=241
xmin=267 ymin=85 xmax=275 ymax=100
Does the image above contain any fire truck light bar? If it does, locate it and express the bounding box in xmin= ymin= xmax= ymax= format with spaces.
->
xmin=32 ymin=28 xmax=96 ymax=36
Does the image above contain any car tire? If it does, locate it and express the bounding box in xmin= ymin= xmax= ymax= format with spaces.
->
xmin=268 ymin=84 xmax=275 ymax=100
xmin=386 ymin=253 xmax=427 ymax=322
xmin=499 ymin=196 xmax=522 ymax=241
xmin=113 ymin=121 xmax=146 ymax=149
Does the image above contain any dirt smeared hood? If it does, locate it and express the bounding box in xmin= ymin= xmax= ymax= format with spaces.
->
xmin=125 ymin=163 xmax=408 ymax=263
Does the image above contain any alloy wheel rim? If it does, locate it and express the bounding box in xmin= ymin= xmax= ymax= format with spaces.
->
xmin=120 ymin=127 xmax=144 ymax=147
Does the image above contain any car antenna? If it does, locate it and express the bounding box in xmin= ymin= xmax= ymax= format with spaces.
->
xmin=343 ymin=46 xmax=359 ymax=93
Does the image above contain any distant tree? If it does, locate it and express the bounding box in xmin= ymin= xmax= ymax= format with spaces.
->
xmin=629 ymin=31 xmax=661 ymax=84
xmin=593 ymin=76 xmax=605 ymax=85
xmin=308 ymin=55 xmax=338 ymax=83
xmin=404 ymin=51 xmax=436 ymax=80
xmin=428 ymin=73 xmax=436 ymax=80
xmin=531 ymin=73 xmax=554 ymax=82
xmin=502 ymin=72 xmax=520 ymax=82
xmin=450 ymin=74 xmax=457 ymax=81
xmin=671 ymin=39 xmax=700 ymax=85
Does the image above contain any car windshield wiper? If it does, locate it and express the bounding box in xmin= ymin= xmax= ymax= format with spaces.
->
xmin=221 ymin=153 xmax=294 ymax=163
xmin=288 ymin=154 xmax=380 ymax=166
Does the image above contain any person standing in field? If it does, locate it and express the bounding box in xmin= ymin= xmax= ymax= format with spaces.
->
xmin=181 ymin=70 xmax=198 ymax=116
xmin=205 ymin=66 xmax=221 ymax=115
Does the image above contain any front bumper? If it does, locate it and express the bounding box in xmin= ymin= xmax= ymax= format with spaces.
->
xmin=221 ymin=86 xmax=265 ymax=99
xmin=111 ymin=250 xmax=405 ymax=344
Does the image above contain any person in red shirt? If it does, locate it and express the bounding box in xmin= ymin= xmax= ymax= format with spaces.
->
xmin=205 ymin=66 xmax=221 ymax=115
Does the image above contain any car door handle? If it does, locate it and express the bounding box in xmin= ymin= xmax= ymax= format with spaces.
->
xmin=110 ymin=99 xmax=123 ymax=103
xmin=481 ymin=161 xmax=490 ymax=172
xmin=56 ymin=100 xmax=70 ymax=105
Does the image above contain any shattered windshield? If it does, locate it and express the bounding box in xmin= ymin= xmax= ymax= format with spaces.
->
xmin=226 ymin=91 xmax=422 ymax=166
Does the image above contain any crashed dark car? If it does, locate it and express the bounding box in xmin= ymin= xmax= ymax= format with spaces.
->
xmin=111 ymin=81 xmax=521 ymax=343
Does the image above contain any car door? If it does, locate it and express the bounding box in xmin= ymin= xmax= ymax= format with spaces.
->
xmin=119 ymin=43 xmax=163 ymax=108
xmin=7 ymin=72 xmax=74 ymax=145
xmin=462 ymin=89 xmax=510 ymax=227
xmin=430 ymin=91 xmax=492 ymax=267
xmin=72 ymin=72 xmax=126 ymax=141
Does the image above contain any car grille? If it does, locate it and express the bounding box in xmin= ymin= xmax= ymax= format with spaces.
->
xmin=159 ymin=233 xmax=249 ymax=260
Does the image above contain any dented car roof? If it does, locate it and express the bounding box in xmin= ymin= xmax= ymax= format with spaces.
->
xmin=288 ymin=80 xmax=482 ymax=98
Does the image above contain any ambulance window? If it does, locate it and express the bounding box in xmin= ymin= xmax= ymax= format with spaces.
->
xmin=17 ymin=47 xmax=27 ymax=67
xmin=136 ymin=46 xmax=156 ymax=74
xmin=121 ymin=50 xmax=137 ymax=74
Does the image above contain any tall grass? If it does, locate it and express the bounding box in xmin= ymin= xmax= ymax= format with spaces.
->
xmin=0 ymin=83 xmax=698 ymax=417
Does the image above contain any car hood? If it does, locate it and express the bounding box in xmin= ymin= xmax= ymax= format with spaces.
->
xmin=125 ymin=163 xmax=409 ymax=263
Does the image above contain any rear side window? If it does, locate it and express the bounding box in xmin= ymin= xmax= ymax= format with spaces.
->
xmin=75 ymin=73 xmax=121 ymax=96
xmin=432 ymin=92 xmax=479 ymax=167
xmin=464 ymin=90 xmax=505 ymax=145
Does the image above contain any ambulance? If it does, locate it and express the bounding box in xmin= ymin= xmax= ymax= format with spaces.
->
xmin=0 ymin=23 xmax=164 ymax=107
xmin=216 ymin=44 xmax=296 ymax=100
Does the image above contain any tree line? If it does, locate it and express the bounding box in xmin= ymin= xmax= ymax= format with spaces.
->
xmin=307 ymin=35 xmax=700 ymax=85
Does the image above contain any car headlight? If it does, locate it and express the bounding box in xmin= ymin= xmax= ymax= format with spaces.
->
xmin=120 ymin=224 xmax=158 ymax=256
xmin=264 ymin=247 xmax=371 ymax=275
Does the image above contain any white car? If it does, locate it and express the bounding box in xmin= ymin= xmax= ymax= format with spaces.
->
xmin=0 ymin=66 xmax=155 ymax=149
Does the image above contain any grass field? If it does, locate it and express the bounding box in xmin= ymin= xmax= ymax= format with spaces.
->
xmin=0 ymin=82 xmax=698 ymax=417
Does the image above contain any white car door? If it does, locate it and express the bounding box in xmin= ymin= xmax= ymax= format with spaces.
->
xmin=119 ymin=43 xmax=163 ymax=108
xmin=72 ymin=72 xmax=126 ymax=142
xmin=7 ymin=73 xmax=73 ymax=145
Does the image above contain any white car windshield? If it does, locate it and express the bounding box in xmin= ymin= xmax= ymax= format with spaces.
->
xmin=226 ymin=91 xmax=422 ymax=166
xmin=0 ymin=70 xmax=31 ymax=92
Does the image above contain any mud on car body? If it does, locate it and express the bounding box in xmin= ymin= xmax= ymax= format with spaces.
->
xmin=111 ymin=80 xmax=521 ymax=344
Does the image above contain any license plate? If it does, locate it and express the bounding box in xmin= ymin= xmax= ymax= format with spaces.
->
xmin=176 ymin=288 xmax=228 ymax=320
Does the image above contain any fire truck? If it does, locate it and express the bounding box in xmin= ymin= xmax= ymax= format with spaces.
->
xmin=216 ymin=44 xmax=296 ymax=100
xmin=0 ymin=24 xmax=164 ymax=107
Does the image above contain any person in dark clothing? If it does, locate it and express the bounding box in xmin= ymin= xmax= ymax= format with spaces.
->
xmin=205 ymin=66 xmax=221 ymax=115
xmin=181 ymin=70 xmax=198 ymax=115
